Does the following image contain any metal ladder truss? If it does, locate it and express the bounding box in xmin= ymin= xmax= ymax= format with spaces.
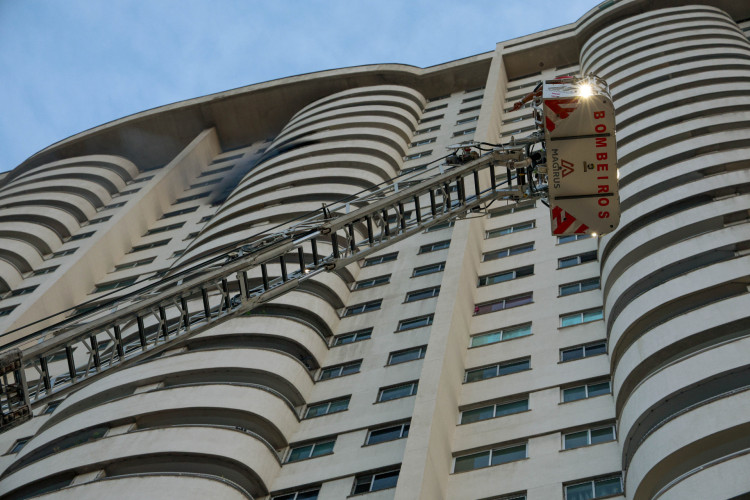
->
xmin=0 ymin=143 xmax=547 ymax=431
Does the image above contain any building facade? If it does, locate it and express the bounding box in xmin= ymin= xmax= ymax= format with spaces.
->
xmin=0 ymin=1 xmax=749 ymax=498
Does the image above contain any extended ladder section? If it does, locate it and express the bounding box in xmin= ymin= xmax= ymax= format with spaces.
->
xmin=0 ymin=145 xmax=540 ymax=431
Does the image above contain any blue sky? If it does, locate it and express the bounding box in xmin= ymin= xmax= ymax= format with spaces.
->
xmin=0 ymin=0 xmax=597 ymax=173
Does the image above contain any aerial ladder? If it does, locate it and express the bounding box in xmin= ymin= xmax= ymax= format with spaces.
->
xmin=0 ymin=76 xmax=619 ymax=432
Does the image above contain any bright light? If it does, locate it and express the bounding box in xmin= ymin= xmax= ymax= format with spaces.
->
xmin=578 ymin=83 xmax=593 ymax=98
xmin=591 ymin=232 xmax=598 ymax=237
xmin=617 ymin=168 xmax=620 ymax=180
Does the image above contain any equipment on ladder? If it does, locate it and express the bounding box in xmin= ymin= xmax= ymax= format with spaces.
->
xmin=0 ymin=76 xmax=619 ymax=431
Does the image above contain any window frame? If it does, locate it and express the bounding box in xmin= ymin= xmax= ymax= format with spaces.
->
xmin=560 ymin=341 xmax=607 ymax=362
xmin=478 ymin=265 xmax=534 ymax=287
xmin=404 ymin=150 xmax=433 ymax=161
xmin=558 ymin=250 xmax=598 ymax=269
xmin=559 ymin=277 xmax=600 ymax=296
xmin=271 ymin=488 xmax=321 ymax=500
xmin=488 ymin=201 xmax=536 ymax=217
xmin=353 ymin=274 xmax=391 ymax=290
xmin=486 ymin=221 xmax=535 ymax=238
xmin=561 ymin=380 xmax=611 ymax=403
xmin=474 ymin=292 xmax=533 ymax=315
xmin=362 ymin=252 xmax=398 ymax=267
xmin=460 ymin=397 xmax=529 ymax=424
xmin=470 ymin=323 xmax=532 ymax=348
xmin=304 ymin=396 xmax=350 ymax=418
xmin=7 ymin=437 xmax=31 ymax=454
xmin=93 ymin=277 xmax=139 ymax=293
xmin=405 ymin=286 xmax=440 ymax=303
xmin=562 ymin=424 xmax=616 ymax=450
xmin=453 ymin=442 xmax=527 ymax=473
xmin=377 ymin=381 xmax=418 ymax=402
xmin=332 ymin=328 xmax=372 ymax=346
xmin=557 ymin=233 xmax=592 ymax=244
xmin=397 ymin=314 xmax=434 ymax=331
xmin=351 ymin=468 xmax=401 ymax=495
xmin=365 ymin=421 xmax=410 ymax=446
xmin=564 ymin=474 xmax=623 ymax=499
xmin=286 ymin=438 xmax=336 ymax=463
xmin=419 ymin=240 xmax=451 ymax=254
xmin=343 ymin=299 xmax=382 ymax=317
xmin=412 ymin=262 xmax=446 ymax=277
xmin=464 ymin=357 xmax=531 ymax=383
xmin=482 ymin=242 xmax=534 ymax=262
xmin=560 ymin=308 xmax=604 ymax=328
xmin=318 ymin=360 xmax=362 ymax=381
xmin=131 ymin=239 xmax=170 ymax=252
xmin=387 ymin=345 xmax=427 ymax=366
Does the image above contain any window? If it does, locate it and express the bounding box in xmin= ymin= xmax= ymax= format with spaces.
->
xmin=199 ymin=165 xmax=233 ymax=177
xmin=162 ymin=206 xmax=199 ymax=218
xmin=558 ymin=251 xmax=597 ymax=268
xmin=428 ymin=94 xmax=450 ymax=101
xmin=305 ymin=396 xmax=350 ymax=418
xmin=413 ymin=262 xmax=445 ymax=277
xmin=272 ymin=488 xmax=320 ymax=500
xmin=489 ymin=201 xmax=536 ymax=217
xmin=563 ymin=425 xmax=616 ymax=450
xmin=474 ymin=292 xmax=533 ymax=315
xmin=190 ymin=178 xmax=221 ymax=189
xmin=43 ymin=401 xmax=61 ymax=415
xmin=561 ymin=341 xmax=607 ymax=362
xmin=465 ymin=358 xmax=530 ymax=383
xmin=353 ymin=275 xmax=390 ymax=290
xmin=402 ymin=163 xmax=429 ymax=175
xmin=426 ymin=221 xmax=454 ymax=232
xmin=344 ymin=299 xmax=382 ymax=317
xmin=470 ymin=323 xmax=532 ymax=347
xmin=352 ymin=468 xmax=400 ymax=494
xmin=560 ymin=278 xmax=600 ymax=296
xmin=0 ymin=306 xmax=17 ymax=317
xmin=69 ymin=231 xmax=95 ymax=241
xmin=87 ymin=215 xmax=112 ymax=225
xmin=171 ymin=250 xmax=185 ymax=258
xmin=558 ymin=233 xmax=592 ymax=244
xmin=487 ymin=221 xmax=535 ymax=238
xmin=102 ymin=201 xmax=127 ymax=210
xmin=424 ymin=103 xmax=448 ymax=113
xmin=460 ymin=398 xmax=528 ymax=424
xmin=560 ymin=308 xmax=604 ymax=327
xmin=388 ymin=345 xmax=427 ymax=365
xmin=453 ymin=128 xmax=476 ymax=137
xmin=51 ymin=248 xmax=77 ymax=258
xmin=503 ymin=114 xmax=533 ymax=124
xmin=483 ymin=242 xmax=534 ymax=261
xmin=118 ymin=188 xmax=140 ymax=196
xmin=184 ymin=232 xmax=200 ymax=240
xmin=176 ymin=192 xmax=210 ymax=203
xmin=453 ymin=443 xmax=526 ymax=473
xmin=414 ymin=125 xmax=440 ymax=135
xmin=378 ymin=381 xmax=418 ymax=402
xmin=199 ymin=215 xmax=213 ymax=223
xmin=10 ymin=286 xmax=37 ymax=297
xmin=94 ymin=277 xmax=138 ymax=293
xmin=419 ymin=240 xmax=450 ymax=253
xmin=132 ymin=175 xmax=154 ymax=183
xmin=459 ymin=105 xmax=482 ymax=114
xmin=145 ymin=222 xmax=185 ymax=235
xmin=287 ymin=439 xmax=335 ymax=462
xmin=131 ymin=239 xmax=170 ymax=252
xmin=319 ymin=360 xmax=361 ymax=380
xmin=397 ymin=314 xmax=433 ymax=331
xmin=7 ymin=437 xmax=31 ymax=454
xmin=333 ymin=328 xmax=372 ymax=346
xmin=410 ymin=137 xmax=436 ymax=147
xmin=32 ymin=266 xmax=58 ymax=276
xmin=478 ymin=265 xmax=533 ymax=286
xmin=456 ymin=116 xmax=479 ymax=125
xmin=562 ymin=380 xmax=611 ymax=402
xmin=565 ymin=474 xmax=622 ymax=499
xmin=363 ymin=252 xmax=397 ymax=267
xmin=405 ymin=286 xmax=440 ymax=302
xmin=462 ymin=94 xmax=483 ymax=103
xmin=366 ymin=422 xmax=410 ymax=446
xmin=419 ymin=114 xmax=444 ymax=123
xmin=405 ymin=150 xmax=432 ymax=161
xmin=211 ymin=153 xmax=243 ymax=164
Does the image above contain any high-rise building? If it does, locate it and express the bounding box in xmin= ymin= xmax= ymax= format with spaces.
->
xmin=1 ymin=1 xmax=749 ymax=499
